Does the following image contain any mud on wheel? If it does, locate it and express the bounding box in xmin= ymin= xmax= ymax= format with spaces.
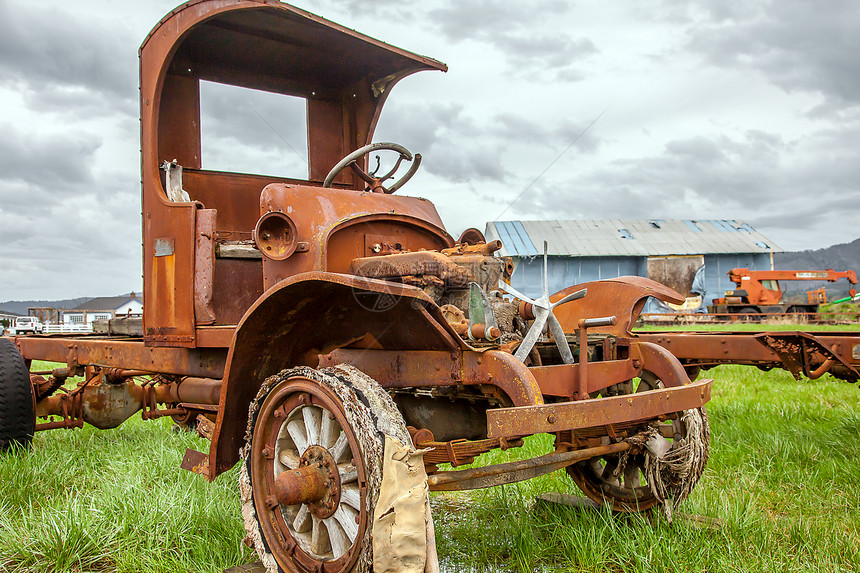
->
xmin=240 ymin=365 xmax=410 ymax=573
xmin=0 ymin=338 xmax=35 ymax=452
xmin=560 ymin=371 xmax=710 ymax=513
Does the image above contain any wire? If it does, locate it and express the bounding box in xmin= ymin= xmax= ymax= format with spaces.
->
xmin=250 ymin=106 xmax=308 ymax=165
xmin=494 ymin=107 xmax=608 ymax=221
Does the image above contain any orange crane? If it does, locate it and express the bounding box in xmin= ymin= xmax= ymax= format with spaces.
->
xmin=710 ymin=268 xmax=858 ymax=316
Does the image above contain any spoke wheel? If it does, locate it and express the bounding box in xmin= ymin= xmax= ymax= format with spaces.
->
xmin=241 ymin=367 xmax=399 ymax=573
xmin=562 ymin=371 xmax=708 ymax=512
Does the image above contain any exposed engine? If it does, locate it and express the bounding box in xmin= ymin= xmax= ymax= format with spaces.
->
xmin=349 ymin=240 xmax=525 ymax=344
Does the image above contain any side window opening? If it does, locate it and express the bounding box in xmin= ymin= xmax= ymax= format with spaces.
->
xmin=199 ymin=81 xmax=309 ymax=180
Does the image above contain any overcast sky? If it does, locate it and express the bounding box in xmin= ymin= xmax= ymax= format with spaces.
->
xmin=1 ymin=0 xmax=858 ymax=301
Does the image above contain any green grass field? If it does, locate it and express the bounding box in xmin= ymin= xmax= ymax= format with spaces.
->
xmin=2 ymin=361 xmax=859 ymax=572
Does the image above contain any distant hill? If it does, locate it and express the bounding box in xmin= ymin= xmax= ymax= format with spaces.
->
xmin=0 ymin=297 xmax=96 ymax=316
xmin=774 ymin=238 xmax=860 ymax=298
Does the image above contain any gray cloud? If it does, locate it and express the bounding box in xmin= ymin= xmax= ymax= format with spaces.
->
xmin=312 ymin=0 xmax=407 ymax=20
xmin=515 ymin=123 xmax=860 ymax=248
xmin=376 ymin=102 xmax=511 ymax=183
xmin=0 ymin=124 xmax=101 ymax=194
xmin=665 ymin=0 xmax=860 ymax=114
xmin=318 ymin=0 xmax=598 ymax=80
xmin=2 ymin=0 xmax=858 ymax=300
xmin=376 ymin=101 xmax=604 ymax=187
xmin=428 ymin=1 xmax=598 ymax=79
xmin=0 ymin=0 xmax=137 ymax=117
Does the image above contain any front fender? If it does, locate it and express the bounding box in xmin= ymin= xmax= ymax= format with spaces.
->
xmin=208 ymin=272 xmax=464 ymax=479
xmin=552 ymin=276 xmax=684 ymax=336
xmin=635 ymin=341 xmax=691 ymax=387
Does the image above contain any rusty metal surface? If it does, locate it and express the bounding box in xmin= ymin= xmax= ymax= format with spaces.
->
xmin=34 ymin=370 xmax=221 ymax=431
xmin=246 ymin=374 xmax=369 ymax=572
xmin=209 ymin=272 xmax=467 ymax=478
xmin=181 ymin=448 xmax=210 ymax=477
xmin=553 ymin=276 xmax=685 ymax=337
xmin=351 ymin=251 xmax=471 ymax=287
xmin=15 ymin=336 xmax=226 ymax=378
xmin=321 ymin=348 xmax=543 ymax=408
xmin=428 ymin=441 xmax=631 ymax=491
xmin=525 ymin=340 xmax=687 ymax=398
xmin=273 ymin=448 xmax=333 ymax=508
xmin=639 ymin=330 xmax=860 ymax=382
xmin=409 ymin=427 xmax=523 ymax=468
xmin=756 ymin=332 xmax=860 ymax=380
xmin=486 ymin=378 xmax=712 ymax=439
xmin=259 ymin=184 xmax=453 ymax=289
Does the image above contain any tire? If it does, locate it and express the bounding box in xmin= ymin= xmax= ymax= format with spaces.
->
xmin=240 ymin=365 xmax=411 ymax=573
xmin=562 ymin=371 xmax=710 ymax=513
xmin=738 ymin=307 xmax=760 ymax=322
xmin=0 ymin=338 xmax=35 ymax=451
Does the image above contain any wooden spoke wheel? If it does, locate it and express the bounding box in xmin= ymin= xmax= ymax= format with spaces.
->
xmin=242 ymin=370 xmax=383 ymax=572
xmin=562 ymin=371 xmax=708 ymax=512
xmin=241 ymin=366 xmax=412 ymax=573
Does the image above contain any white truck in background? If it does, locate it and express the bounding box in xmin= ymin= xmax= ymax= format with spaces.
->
xmin=13 ymin=317 xmax=44 ymax=334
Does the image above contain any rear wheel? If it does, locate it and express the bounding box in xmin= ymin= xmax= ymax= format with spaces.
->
xmin=563 ymin=371 xmax=709 ymax=512
xmin=0 ymin=338 xmax=35 ymax=451
xmin=240 ymin=366 xmax=410 ymax=573
xmin=737 ymin=307 xmax=760 ymax=322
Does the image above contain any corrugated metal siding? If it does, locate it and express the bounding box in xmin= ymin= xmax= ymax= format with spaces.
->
xmin=485 ymin=219 xmax=780 ymax=258
xmin=493 ymin=221 xmax=539 ymax=256
xmin=511 ymin=256 xmax=644 ymax=298
xmin=507 ymin=253 xmax=773 ymax=301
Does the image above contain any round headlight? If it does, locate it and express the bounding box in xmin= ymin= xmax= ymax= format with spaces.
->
xmin=254 ymin=211 xmax=298 ymax=260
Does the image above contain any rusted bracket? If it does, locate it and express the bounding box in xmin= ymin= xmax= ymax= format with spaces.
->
xmin=755 ymin=332 xmax=860 ymax=380
xmin=574 ymin=316 xmax=618 ymax=400
xmin=409 ymin=428 xmax=524 ymax=469
xmin=181 ymin=448 xmax=210 ymax=478
xmin=196 ymin=414 xmax=215 ymax=440
xmin=34 ymin=391 xmax=85 ymax=431
xmin=141 ymin=383 xmax=186 ymax=420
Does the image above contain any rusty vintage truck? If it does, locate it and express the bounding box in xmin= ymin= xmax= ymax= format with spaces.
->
xmin=0 ymin=1 xmax=712 ymax=571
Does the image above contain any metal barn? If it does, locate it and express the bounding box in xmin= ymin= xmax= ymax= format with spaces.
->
xmin=485 ymin=219 xmax=780 ymax=309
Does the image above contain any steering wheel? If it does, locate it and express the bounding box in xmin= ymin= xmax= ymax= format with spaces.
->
xmin=322 ymin=142 xmax=421 ymax=194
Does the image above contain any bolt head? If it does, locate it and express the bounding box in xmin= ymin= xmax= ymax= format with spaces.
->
xmin=265 ymin=495 xmax=279 ymax=509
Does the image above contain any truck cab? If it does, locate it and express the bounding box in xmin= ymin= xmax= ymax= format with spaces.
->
xmin=139 ymin=1 xmax=449 ymax=347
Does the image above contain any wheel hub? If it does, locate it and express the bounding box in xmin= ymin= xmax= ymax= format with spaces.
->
xmin=273 ymin=444 xmax=342 ymax=518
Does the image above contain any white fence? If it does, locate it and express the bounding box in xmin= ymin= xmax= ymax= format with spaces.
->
xmin=42 ymin=324 xmax=93 ymax=334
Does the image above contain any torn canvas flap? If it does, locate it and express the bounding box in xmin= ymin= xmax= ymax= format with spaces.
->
xmin=373 ymin=436 xmax=435 ymax=573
